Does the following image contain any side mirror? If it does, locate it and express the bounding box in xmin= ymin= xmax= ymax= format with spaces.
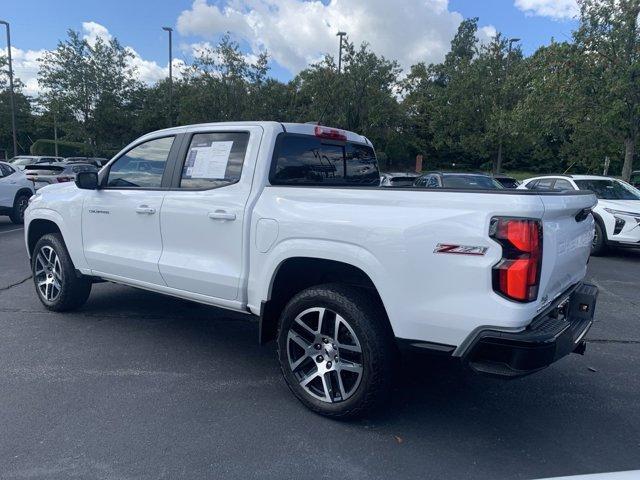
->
xmin=75 ymin=171 xmax=99 ymax=190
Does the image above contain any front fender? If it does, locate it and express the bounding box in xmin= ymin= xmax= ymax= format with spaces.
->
xmin=25 ymin=207 xmax=88 ymax=270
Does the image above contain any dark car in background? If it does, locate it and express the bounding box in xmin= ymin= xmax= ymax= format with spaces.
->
xmin=380 ymin=172 xmax=420 ymax=187
xmin=492 ymin=174 xmax=520 ymax=189
xmin=413 ymin=172 xmax=504 ymax=189
xmin=24 ymin=163 xmax=98 ymax=189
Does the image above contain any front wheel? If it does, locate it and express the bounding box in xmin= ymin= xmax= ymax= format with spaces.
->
xmin=32 ymin=233 xmax=92 ymax=311
xmin=591 ymin=221 xmax=608 ymax=256
xmin=277 ymin=284 xmax=396 ymax=418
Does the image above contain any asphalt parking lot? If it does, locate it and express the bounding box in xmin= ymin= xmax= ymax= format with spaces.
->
xmin=0 ymin=217 xmax=639 ymax=480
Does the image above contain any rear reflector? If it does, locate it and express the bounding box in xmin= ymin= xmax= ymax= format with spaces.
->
xmin=314 ymin=125 xmax=347 ymax=141
xmin=490 ymin=217 xmax=542 ymax=302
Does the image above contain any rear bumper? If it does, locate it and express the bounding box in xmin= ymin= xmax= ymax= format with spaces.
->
xmin=461 ymin=283 xmax=598 ymax=377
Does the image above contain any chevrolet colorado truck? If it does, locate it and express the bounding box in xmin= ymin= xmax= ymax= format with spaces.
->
xmin=24 ymin=122 xmax=599 ymax=418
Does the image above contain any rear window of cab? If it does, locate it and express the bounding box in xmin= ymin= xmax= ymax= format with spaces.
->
xmin=270 ymin=134 xmax=379 ymax=186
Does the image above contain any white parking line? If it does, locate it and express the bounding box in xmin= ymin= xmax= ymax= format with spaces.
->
xmin=0 ymin=228 xmax=23 ymax=235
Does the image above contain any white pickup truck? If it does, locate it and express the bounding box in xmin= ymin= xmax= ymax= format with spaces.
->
xmin=24 ymin=122 xmax=599 ymax=417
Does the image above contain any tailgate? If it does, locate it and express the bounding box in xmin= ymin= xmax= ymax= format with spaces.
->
xmin=538 ymin=193 xmax=597 ymax=307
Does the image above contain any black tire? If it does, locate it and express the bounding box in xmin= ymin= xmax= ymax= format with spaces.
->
xmin=277 ymin=284 xmax=396 ymax=419
xmin=591 ymin=221 xmax=607 ymax=256
xmin=9 ymin=192 xmax=30 ymax=224
xmin=31 ymin=233 xmax=92 ymax=311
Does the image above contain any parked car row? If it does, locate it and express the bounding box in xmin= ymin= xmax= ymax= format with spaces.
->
xmin=0 ymin=161 xmax=35 ymax=224
xmin=0 ymin=156 xmax=105 ymax=224
xmin=380 ymin=169 xmax=639 ymax=257
xmin=381 ymin=171 xmax=520 ymax=190
xmin=24 ymin=163 xmax=99 ymax=190
xmin=518 ymin=174 xmax=640 ymax=255
xmin=6 ymin=155 xmax=109 ymax=171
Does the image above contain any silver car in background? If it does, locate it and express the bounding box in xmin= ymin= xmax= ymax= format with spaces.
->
xmin=24 ymin=163 xmax=97 ymax=190
xmin=8 ymin=156 xmax=64 ymax=170
xmin=64 ymin=157 xmax=110 ymax=168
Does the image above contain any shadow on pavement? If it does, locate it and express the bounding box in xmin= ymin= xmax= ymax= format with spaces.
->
xmin=59 ymin=283 xmax=640 ymax=478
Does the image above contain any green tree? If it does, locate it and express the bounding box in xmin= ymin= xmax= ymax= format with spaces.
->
xmin=38 ymin=30 xmax=140 ymax=154
xmin=0 ymin=53 xmax=33 ymax=157
xmin=574 ymin=0 xmax=640 ymax=180
xmin=291 ymin=40 xmax=402 ymax=165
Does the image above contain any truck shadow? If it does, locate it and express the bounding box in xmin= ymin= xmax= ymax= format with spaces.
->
xmin=72 ymin=283 xmax=639 ymax=476
xmin=599 ymin=247 xmax=640 ymax=262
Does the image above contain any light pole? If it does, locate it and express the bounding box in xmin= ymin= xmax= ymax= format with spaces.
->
xmin=336 ymin=31 xmax=346 ymax=74
xmin=0 ymin=20 xmax=18 ymax=157
xmin=162 ymin=26 xmax=173 ymax=127
xmin=495 ymin=37 xmax=520 ymax=174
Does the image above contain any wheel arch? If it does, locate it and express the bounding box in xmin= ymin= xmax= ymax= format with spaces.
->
xmin=591 ymin=211 xmax=609 ymax=243
xmin=258 ymin=255 xmax=391 ymax=344
xmin=27 ymin=218 xmax=62 ymax=257
xmin=13 ymin=187 xmax=33 ymax=205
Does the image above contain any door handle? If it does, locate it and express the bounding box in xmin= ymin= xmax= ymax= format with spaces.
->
xmin=136 ymin=205 xmax=156 ymax=215
xmin=208 ymin=210 xmax=236 ymax=221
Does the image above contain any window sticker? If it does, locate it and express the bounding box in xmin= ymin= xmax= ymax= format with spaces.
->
xmin=184 ymin=141 xmax=233 ymax=179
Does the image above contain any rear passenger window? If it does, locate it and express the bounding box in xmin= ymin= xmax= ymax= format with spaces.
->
xmin=0 ymin=164 xmax=14 ymax=176
xmin=554 ymin=179 xmax=574 ymax=191
xmin=532 ymin=179 xmax=554 ymax=190
xmin=270 ymin=135 xmax=379 ymax=186
xmin=179 ymin=132 xmax=249 ymax=189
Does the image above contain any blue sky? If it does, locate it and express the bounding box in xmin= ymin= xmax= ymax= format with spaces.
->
xmin=1 ymin=0 xmax=579 ymax=95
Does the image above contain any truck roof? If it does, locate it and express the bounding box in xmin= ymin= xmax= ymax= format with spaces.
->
xmin=136 ymin=121 xmax=371 ymax=146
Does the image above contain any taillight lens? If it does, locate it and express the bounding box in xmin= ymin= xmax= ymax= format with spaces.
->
xmin=490 ymin=217 xmax=542 ymax=302
xmin=57 ymin=176 xmax=73 ymax=182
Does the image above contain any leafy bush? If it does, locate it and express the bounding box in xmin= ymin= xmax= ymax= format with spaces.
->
xmin=30 ymin=139 xmax=92 ymax=157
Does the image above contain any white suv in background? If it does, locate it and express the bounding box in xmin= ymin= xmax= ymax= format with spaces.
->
xmin=519 ymin=175 xmax=640 ymax=255
xmin=0 ymin=161 xmax=35 ymax=224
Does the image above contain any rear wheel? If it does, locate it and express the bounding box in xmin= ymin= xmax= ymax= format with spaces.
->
xmin=277 ymin=284 xmax=395 ymax=418
xmin=32 ymin=233 xmax=92 ymax=311
xmin=9 ymin=192 xmax=30 ymax=224
xmin=591 ymin=221 xmax=607 ymax=256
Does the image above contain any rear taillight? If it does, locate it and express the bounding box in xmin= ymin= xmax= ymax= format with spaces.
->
xmin=490 ymin=217 xmax=542 ymax=302
xmin=57 ymin=176 xmax=73 ymax=183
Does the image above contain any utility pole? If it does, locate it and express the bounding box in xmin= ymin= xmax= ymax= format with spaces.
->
xmin=0 ymin=20 xmax=18 ymax=157
xmin=162 ymin=26 xmax=173 ymax=127
xmin=53 ymin=112 xmax=59 ymax=157
xmin=336 ymin=31 xmax=346 ymax=73
xmin=495 ymin=37 xmax=520 ymax=174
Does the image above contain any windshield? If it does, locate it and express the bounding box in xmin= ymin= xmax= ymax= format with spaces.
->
xmin=574 ymin=179 xmax=640 ymax=200
xmin=442 ymin=175 xmax=503 ymax=189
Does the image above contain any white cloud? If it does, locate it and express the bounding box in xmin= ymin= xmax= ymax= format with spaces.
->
xmin=176 ymin=0 xmax=490 ymax=75
xmin=514 ymin=0 xmax=579 ymax=20
xmin=82 ymin=21 xmax=113 ymax=46
xmin=1 ymin=46 xmax=47 ymax=97
xmin=479 ymin=25 xmax=498 ymax=42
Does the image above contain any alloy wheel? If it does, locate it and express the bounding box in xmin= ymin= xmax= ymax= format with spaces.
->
xmin=34 ymin=246 xmax=63 ymax=302
xmin=286 ymin=307 xmax=364 ymax=403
